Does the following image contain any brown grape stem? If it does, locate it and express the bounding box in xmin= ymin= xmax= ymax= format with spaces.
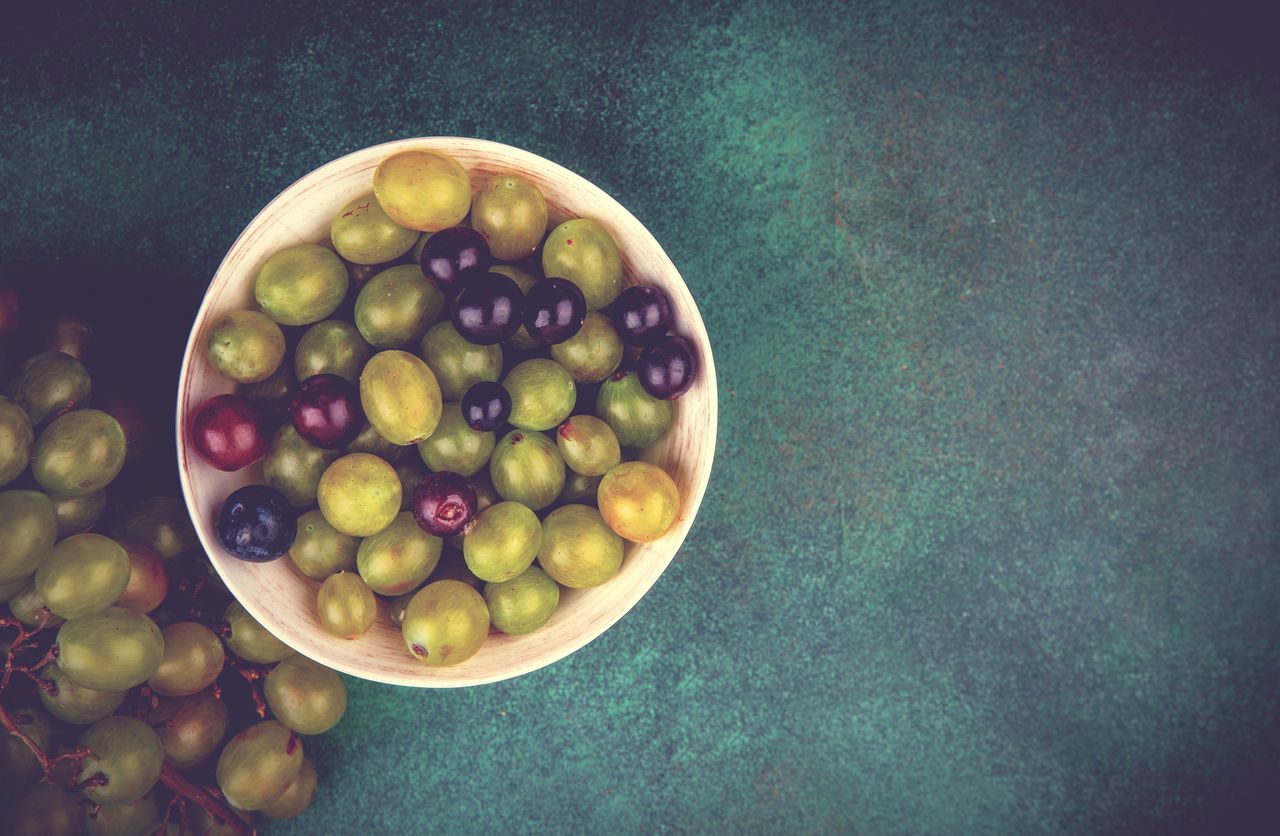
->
xmin=158 ymin=763 xmax=255 ymax=836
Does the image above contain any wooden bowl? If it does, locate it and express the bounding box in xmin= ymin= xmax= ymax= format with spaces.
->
xmin=177 ymin=138 xmax=717 ymax=687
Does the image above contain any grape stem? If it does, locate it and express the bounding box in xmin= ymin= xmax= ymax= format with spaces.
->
xmin=159 ymin=763 xmax=254 ymax=836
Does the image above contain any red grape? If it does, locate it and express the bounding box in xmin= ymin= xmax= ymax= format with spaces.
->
xmin=290 ymin=373 xmax=364 ymax=449
xmin=190 ymin=394 xmax=268 ymax=471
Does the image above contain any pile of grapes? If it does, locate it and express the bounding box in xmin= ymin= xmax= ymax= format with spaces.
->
xmin=1 ymin=289 xmax=335 ymax=834
xmin=193 ymin=148 xmax=699 ymax=666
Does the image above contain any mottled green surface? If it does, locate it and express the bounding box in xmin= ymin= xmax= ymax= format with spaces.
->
xmin=2 ymin=0 xmax=1278 ymax=832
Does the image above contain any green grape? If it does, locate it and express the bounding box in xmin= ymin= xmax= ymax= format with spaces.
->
xmin=224 ymin=600 xmax=294 ymax=663
xmin=484 ymin=566 xmax=560 ymax=635
xmin=56 ymin=607 xmax=165 ymax=690
xmin=111 ymin=497 xmax=198 ymax=562
xmin=39 ymin=663 xmax=126 ymax=724
xmin=429 ymin=547 xmax=482 ymax=589
xmin=0 ymin=395 xmax=33 ymax=485
xmin=7 ymin=579 xmax=64 ymax=628
xmin=265 ymin=655 xmax=348 ymax=735
xmin=189 ymin=805 xmax=255 ymax=835
xmin=287 ymin=509 xmax=358 ymax=581
xmin=10 ymin=783 xmax=85 ymax=836
xmin=86 ymin=794 xmax=160 ymax=836
xmin=215 ymin=719 xmax=304 ymax=811
xmin=417 ymin=402 xmax=495 ymax=477
xmin=503 ymin=358 xmax=575 ymax=431
xmin=373 ymin=150 xmax=471 ymax=232
xmin=394 ymin=456 xmax=427 ymax=511
xmin=550 ymin=312 xmax=623 ymax=383
xmin=401 ymin=579 xmax=489 ymax=666
xmin=359 ymin=350 xmax=443 ymax=445
xmin=345 ymin=420 xmax=406 ymax=461
xmin=357 ymin=512 xmax=441 ymax=595
xmin=148 ymin=621 xmax=225 ymax=696
xmin=355 ymin=264 xmax=445 ymax=349
xmin=35 ymin=533 xmax=129 ymax=619
xmin=490 ymin=265 xmax=540 ymax=350
xmin=331 ymin=192 xmax=419 ymax=264
xmin=463 ymin=501 xmax=542 ymax=583
xmin=595 ymin=370 xmax=673 ymax=447
xmin=255 ymin=244 xmax=348 ymax=326
xmin=559 ymin=470 xmax=602 ymax=505
xmin=115 ymin=543 xmax=168 ymax=613
xmin=0 ymin=489 xmax=56 ymax=583
xmin=263 ymin=424 xmax=342 ymax=507
xmin=240 ymin=360 xmax=295 ymax=420
xmin=410 ymin=231 xmax=429 ymax=264
xmin=6 ymin=350 xmax=91 ymax=425
xmin=51 ymin=490 xmax=107 ymax=538
xmin=418 ymin=321 xmax=502 ymax=400
xmin=472 ymin=174 xmax=548 ymax=260
xmin=294 ymin=320 xmax=370 ymax=383
xmin=471 ymin=470 xmax=499 ymax=513
xmin=317 ymin=453 xmax=401 ymax=537
xmin=388 ymin=589 xmax=417 ymax=626
xmin=205 ymin=310 xmax=286 ymax=383
xmin=79 ymin=715 xmax=165 ymax=804
xmin=0 ymin=574 xmax=26 ymax=600
xmin=316 ymin=572 xmax=377 ymax=639
xmin=0 ymin=704 xmax=53 ymax=786
xmin=541 ymin=218 xmax=622 ymax=310
xmin=346 ymin=260 xmax=382 ymax=288
xmin=32 ymin=409 xmax=126 ymax=497
xmin=538 ymin=504 xmax=624 ymax=588
xmin=556 ymin=415 xmax=622 ymax=476
xmin=598 ymin=461 xmax=680 ymax=543
xmin=261 ymin=757 xmax=318 ymax=820
xmin=145 ymin=690 xmax=230 ymax=769
xmin=490 ymin=430 xmax=565 ymax=511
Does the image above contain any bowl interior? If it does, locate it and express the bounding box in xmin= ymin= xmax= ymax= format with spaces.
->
xmin=177 ymin=138 xmax=717 ymax=686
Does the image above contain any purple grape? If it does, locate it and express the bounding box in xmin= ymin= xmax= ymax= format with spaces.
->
xmin=217 ymin=485 xmax=297 ymax=562
xmin=450 ymin=271 xmax=524 ymax=345
xmin=637 ymin=335 xmax=697 ymax=400
xmin=461 ymin=381 xmax=511 ymax=432
xmin=289 ymin=373 xmax=364 ymax=449
xmin=613 ymin=285 xmax=673 ymax=346
xmin=421 ymin=227 xmax=491 ymax=289
xmin=524 ymin=278 xmax=586 ymax=345
xmin=411 ymin=472 xmax=477 ymax=537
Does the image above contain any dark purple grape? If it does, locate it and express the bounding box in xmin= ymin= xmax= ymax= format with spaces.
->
xmin=412 ymin=472 xmax=477 ymax=537
xmin=421 ymin=227 xmax=491 ymax=289
xmin=461 ymin=381 xmax=511 ymax=432
xmin=637 ymin=335 xmax=698 ymax=400
xmin=216 ymin=485 xmax=297 ymax=562
xmin=524 ymin=278 xmax=586 ymax=345
xmin=613 ymin=285 xmax=673 ymax=346
xmin=290 ymin=373 xmax=364 ymax=449
xmin=450 ymin=272 xmax=523 ymax=345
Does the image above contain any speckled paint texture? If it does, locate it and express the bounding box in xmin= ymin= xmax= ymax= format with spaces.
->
xmin=1 ymin=0 xmax=1278 ymax=832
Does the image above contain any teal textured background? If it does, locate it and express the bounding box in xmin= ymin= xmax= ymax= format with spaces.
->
xmin=2 ymin=0 xmax=1278 ymax=832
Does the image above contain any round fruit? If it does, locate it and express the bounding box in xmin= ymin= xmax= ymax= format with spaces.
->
xmin=265 ymin=655 xmax=348 ymax=735
xmin=111 ymin=497 xmax=197 ymax=562
xmin=317 ymin=453 xmax=401 ymax=537
xmin=463 ymin=501 xmax=542 ymax=583
xmin=490 ymin=430 xmax=566 ymax=511
xmin=490 ymin=264 xmax=540 ymax=349
xmin=389 ymin=589 xmax=416 ymax=626
xmin=39 ymin=664 xmax=126 ymax=724
xmin=36 ymin=533 xmax=130 ymax=619
xmin=450 ymin=271 xmax=524 ymax=345
xmin=503 ymin=358 xmax=575 ymax=432
xmin=1 ymin=704 xmax=53 ymax=786
xmin=316 ymin=572 xmax=377 ymax=639
xmin=401 ymin=579 xmax=489 ymax=666
xmin=598 ymin=461 xmax=681 ymax=542
xmin=556 ymin=415 xmax=622 ymax=476
xmin=345 ymin=419 xmax=405 ymax=461
xmin=188 ymin=803 xmax=254 ymax=835
xmin=411 ymin=471 xmax=476 ymax=538
xmin=10 ymin=783 xmax=84 ymax=836
xmin=420 ymin=226 xmax=491 ymax=289
xmin=263 ymin=425 xmax=341 ymax=507
xmin=0 ymin=575 xmax=26 ymax=601
xmin=97 ymin=393 xmax=149 ymax=465
xmin=215 ymin=719 xmax=304 ymax=811
xmin=6 ymin=350 xmax=91 ymax=425
xmin=43 ymin=315 xmax=95 ymax=363
xmin=0 ymin=396 xmax=33 ymax=485
xmin=559 ymin=470 xmax=602 ymax=505
xmin=430 ymin=547 xmax=482 ymax=589
xmin=524 ymin=277 xmax=586 ymax=344
xmin=537 ymin=504 xmax=625 ymax=588
xmin=254 ymin=243 xmax=348 ymax=326
xmin=148 ymin=622 xmax=225 ymax=697
xmin=484 ymin=566 xmax=560 ymax=635
xmin=217 ymin=484 xmax=297 ymax=562
xmin=394 ymin=456 xmax=427 ymax=511
xmin=33 ymin=408 xmax=126 ymax=496
xmin=613 ymin=284 xmax=674 ymax=346
xmin=354 ymin=264 xmax=445 ymax=348
xmin=638 ymin=335 xmax=698 ymax=399
xmin=471 ymin=174 xmax=548 ymax=260
xmin=86 ymin=794 xmax=160 ymax=836
xmin=78 ymin=715 xmax=165 ymax=804
xmin=241 ymin=360 xmax=295 ymax=420
xmin=56 ymin=607 xmax=165 ymax=690
xmin=595 ymin=370 xmax=673 ymax=447
xmin=50 ymin=490 xmax=107 ymax=538
xmin=190 ymin=393 xmax=268 ymax=471
xmin=358 ymin=511 xmax=442 ymax=595
xmin=145 ymin=690 xmax=229 ymax=770
xmin=331 ymin=192 xmax=418 ymax=264
xmin=287 ymin=510 xmax=358 ymax=581
xmin=7 ymin=580 xmax=64 ymax=628
xmin=417 ymin=402 xmax=495 ymax=477
xmin=115 ymin=543 xmax=168 ymax=613
xmin=204 ymin=310 xmax=286 ymax=384
xmin=223 ymin=601 xmax=294 ymax=664
xmin=461 ymin=380 xmax=511 ymax=432
xmin=0 ymin=490 xmax=56 ymax=583
xmin=550 ymin=311 xmax=624 ymax=383
xmin=261 ymin=756 xmax=318 ymax=820
xmin=294 ymin=320 xmax=370 ymax=383
xmin=419 ymin=321 xmax=503 ymax=400
xmin=373 ymin=150 xmax=471 ymax=232
xmin=290 ymin=373 xmax=364 ymax=449
xmin=359 ymin=350 xmax=443 ymax=445
xmin=541 ymin=218 xmax=622 ymax=310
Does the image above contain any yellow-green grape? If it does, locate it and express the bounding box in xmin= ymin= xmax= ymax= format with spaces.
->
xmin=51 ymin=490 xmax=107 ymax=538
xmin=294 ymin=320 xmax=370 ymax=383
xmin=357 ymin=512 xmax=441 ymax=595
xmin=418 ymin=321 xmax=503 ymax=400
xmin=411 ymin=231 xmax=429 ymax=264
xmin=35 ymin=533 xmax=129 ymax=618
xmin=10 ymin=783 xmax=85 ymax=836
xmin=40 ymin=664 xmax=126 ymax=724
xmin=472 ymin=174 xmax=548 ymax=260
xmin=331 ymin=192 xmax=419 ymax=264
xmin=484 ymin=566 xmax=560 ymax=635
xmin=260 ymin=756 xmax=318 ymax=820
xmin=550 ymin=312 xmax=624 ymax=383
xmin=463 ymin=501 xmax=542 ymax=583
xmin=537 ymin=504 xmax=625 ymax=588
xmin=401 ymin=579 xmax=489 ymax=666
xmin=389 ymin=589 xmax=416 ymax=626
xmin=86 ymin=794 xmax=160 ymax=836
xmin=359 ymin=350 xmax=443 ymax=445
xmin=0 ymin=489 xmax=56 ymax=583
xmin=110 ymin=496 xmax=199 ymax=562
xmin=1 ymin=703 xmax=54 ymax=786
xmin=188 ymin=803 xmax=255 ymax=835
xmin=0 ymin=575 xmax=26 ymax=600
xmin=489 ymin=430 xmax=565 ymax=511
xmin=7 ymin=579 xmax=64 ymax=628
xmin=241 ymin=360 xmax=294 ymax=420
xmin=372 ymin=150 xmax=471 ymax=232
xmin=265 ymin=656 xmax=348 ymax=735
xmin=78 ymin=716 xmax=165 ymax=804
xmin=6 ymin=350 xmax=91 ymax=426
xmin=32 ymin=409 xmax=126 ymax=497
xmin=0 ymin=396 xmax=33 ymax=485
xmin=316 ymin=571 xmax=377 ymax=639
xmin=145 ymin=690 xmax=230 ymax=770
xmin=216 ymin=720 xmax=304 ymax=811
xmin=559 ymin=471 xmax=601 ymax=506
xmin=287 ymin=509 xmax=358 ymax=581
xmin=354 ymin=264 xmax=445 ymax=348
xmin=595 ymin=370 xmax=673 ymax=447
xmin=55 ymin=607 xmax=165 ymax=690
xmin=417 ymin=402 xmax=495 ymax=477
xmin=502 ymin=358 xmax=575 ymax=431
xmin=345 ymin=420 xmax=406 ymax=461
xmin=224 ymin=600 xmax=294 ymax=664
xmin=394 ymin=456 xmax=426 ymax=511
xmin=205 ymin=310 xmax=286 ymax=383
xmin=317 ymin=453 xmax=401 ymax=537
xmin=556 ymin=415 xmax=622 ymax=476
xmin=597 ymin=461 xmax=681 ymax=543
xmin=263 ymin=425 xmax=341 ymax=507
xmin=254 ymin=244 xmax=348 ymax=326
xmin=490 ymin=265 xmax=540 ymax=350
xmin=147 ymin=621 xmax=225 ymax=697
xmin=541 ymin=218 xmax=622 ymax=310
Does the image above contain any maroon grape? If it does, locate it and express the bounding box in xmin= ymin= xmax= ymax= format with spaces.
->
xmin=421 ymin=227 xmax=491 ymax=289
xmin=217 ymin=484 xmax=297 ymax=561
xmin=450 ymin=272 xmax=523 ymax=346
xmin=524 ymin=278 xmax=586 ymax=345
xmin=613 ymin=285 xmax=673 ymax=346
xmin=190 ymin=394 xmax=268 ymax=471
xmin=412 ymin=471 xmax=477 ymax=537
xmin=637 ymin=335 xmax=697 ymax=400
xmin=290 ymin=373 xmax=364 ymax=449
xmin=461 ymin=381 xmax=511 ymax=432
